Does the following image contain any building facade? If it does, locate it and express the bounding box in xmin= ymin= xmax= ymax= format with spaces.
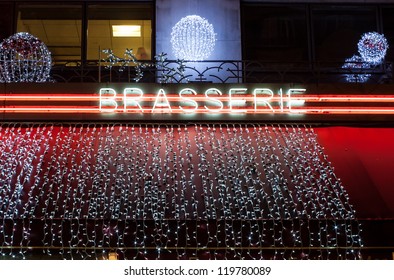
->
xmin=0 ymin=0 xmax=393 ymax=260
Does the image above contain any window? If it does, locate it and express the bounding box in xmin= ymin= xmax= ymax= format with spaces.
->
xmin=382 ymin=6 xmax=394 ymax=62
xmin=87 ymin=4 xmax=153 ymax=61
xmin=17 ymin=4 xmax=82 ymax=63
xmin=0 ymin=2 xmax=13 ymax=41
xmin=242 ymin=4 xmax=309 ymax=62
xmin=312 ymin=5 xmax=377 ymax=62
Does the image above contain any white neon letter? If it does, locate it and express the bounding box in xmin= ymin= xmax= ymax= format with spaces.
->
xmin=253 ymin=88 xmax=274 ymax=112
xmin=288 ymin=88 xmax=306 ymax=113
xmin=123 ymin=88 xmax=144 ymax=112
xmin=152 ymin=89 xmax=172 ymax=113
xmin=229 ymin=88 xmax=248 ymax=113
xmin=99 ymin=88 xmax=118 ymax=112
xmin=204 ymin=88 xmax=223 ymax=112
xmin=279 ymin=88 xmax=284 ymax=112
xmin=179 ymin=88 xmax=198 ymax=113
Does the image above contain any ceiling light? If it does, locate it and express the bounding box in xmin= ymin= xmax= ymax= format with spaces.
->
xmin=112 ymin=25 xmax=141 ymax=37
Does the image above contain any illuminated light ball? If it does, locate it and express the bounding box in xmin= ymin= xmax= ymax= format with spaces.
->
xmin=0 ymin=32 xmax=52 ymax=82
xmin=357 ymin=32 xmax=389 ymax=65
xmin=342 ymin=55 xmax=371 ymax=83
xmin=171 ymin=15 xmax=216 ymax=61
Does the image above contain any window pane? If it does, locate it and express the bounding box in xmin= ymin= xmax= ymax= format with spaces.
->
xmin=17 ymin=4 xmax=82 ymax=63
xmin=312 ymin=5 xmax=377 ymax=62
xmin=0 ymin=2 xmax=14 ymax=41
xmin=242 ymin=4 xmax=309 ymax=62
xmin=382 ymin=6 xmax=394 ymax=62
xmin=88 ymin=4 xmax=153 ymax=61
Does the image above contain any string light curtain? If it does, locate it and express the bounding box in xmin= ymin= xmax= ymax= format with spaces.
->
xmin=0 ymin=123 xmax=362 ymax=260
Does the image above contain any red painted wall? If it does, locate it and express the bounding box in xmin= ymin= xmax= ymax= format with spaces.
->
xmin=316 ymin=127 xmax=394 ymax=219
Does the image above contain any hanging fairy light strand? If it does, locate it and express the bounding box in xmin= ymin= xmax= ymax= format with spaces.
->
xmin=0 ymin=123 xmax=363 ymax=260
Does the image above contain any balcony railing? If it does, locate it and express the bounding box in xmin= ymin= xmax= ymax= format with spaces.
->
xmin=47 ymin=60 xmax=393 ymax=84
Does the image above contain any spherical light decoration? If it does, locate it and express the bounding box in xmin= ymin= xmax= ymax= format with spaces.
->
xmin=342 ymin=55 xmax=371 ymax=83
xmin=357 ymin=32 xmax=389 ymax=65
xmin=0 ymin=32 xmax=52 ymax=82
xmin=171 ymin=15 xmax=216 ymax=61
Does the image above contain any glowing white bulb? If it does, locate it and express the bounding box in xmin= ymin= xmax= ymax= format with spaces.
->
xmin=171 ymin=15 xmax=216 ymax=61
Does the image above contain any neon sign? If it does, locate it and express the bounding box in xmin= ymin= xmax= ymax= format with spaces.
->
xmin=99 ymin=87 xmax=306 ymax=113
xmin=2 ymin=84 xmax=394 ymax=116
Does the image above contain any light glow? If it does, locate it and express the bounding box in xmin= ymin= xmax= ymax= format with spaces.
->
xmin=2 ymin=106 xmax=394 ymax=115
xmin=357 ymin=32 xmax=389 ymax=65
xmin=171 ymin=15 xmax=216 ymax=61
xmin=253 ymin=88 xmax=274 ymax=112
xmin=123 ymin=88 xmax=144 ymax=112
xmin=0 ymin=32 xmax=51 ymax=82
xmin=342 ymin=55 xmax=371 ymax=83
xmin=204 ymin=88 xmax=224 ymax=112
xmin=2 ymin=87 xmax=394 ymax=115
xmin=99 ymin=88 xmax=118 ymax=112
xmin=152 ymin=89 xmax=172 ymax=112
xmin=0 ymin=123 xmax=363 ymax=259
xmin=229 ymin=88 xmax=248 ymax=113
xmin=112 ymin=25 xmax=141 ymax=37
xmin=179 ymin=88 xmax=198 ymax=113
xmin=287 ymin=89 xmax=306 ymax=113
